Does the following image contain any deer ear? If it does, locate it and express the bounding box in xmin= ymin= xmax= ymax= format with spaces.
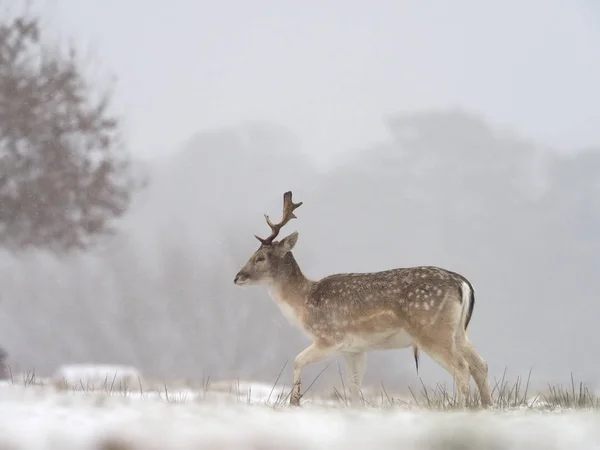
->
xmin=277 ymin=232 xmax=299 ymax=253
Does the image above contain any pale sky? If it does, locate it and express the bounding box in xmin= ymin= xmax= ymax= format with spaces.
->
xmin=46 ymin=0 xmax=600 ymax=166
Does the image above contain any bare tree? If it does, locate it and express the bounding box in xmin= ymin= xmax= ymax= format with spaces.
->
xmin=0 ymin=9 xmax=135 ymax=252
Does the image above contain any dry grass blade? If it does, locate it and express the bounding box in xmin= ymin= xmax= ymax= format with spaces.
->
xmin=380 ymin=382 xmax=393 ymax=407
xmin=267 ymin=361 xmax=287 ymax=404
xmin=301 ymin=364 xmax=329 ymax=399
xmin=541 ymin=373 xmax=600 ymax=409
xmin=332 ymin=386 xmax=347 ymax=406
xmin=336 ymin=362 xmax=348 ymax=406
xmin=275 ymin=364 xmax=330 ymax=407
xmin=400 ymin=369 xmax=600 ymax=411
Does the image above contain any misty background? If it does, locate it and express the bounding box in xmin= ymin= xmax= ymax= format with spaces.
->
xmin=1 ymin=0 xmax=599 ymax=392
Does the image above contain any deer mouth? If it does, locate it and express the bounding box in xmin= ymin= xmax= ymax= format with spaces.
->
xmin=234 ymin=273 xmax=250 ymax=286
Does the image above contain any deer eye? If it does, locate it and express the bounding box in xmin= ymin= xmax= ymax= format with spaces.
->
xmin=255 ymin=256 xmax=265 ymax=263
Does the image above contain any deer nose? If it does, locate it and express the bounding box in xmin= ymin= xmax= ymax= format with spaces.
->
xmin=234 ymin=273 xmax=245 ymax=284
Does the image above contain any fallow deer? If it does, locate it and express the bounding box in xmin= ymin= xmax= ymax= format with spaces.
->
xmin=234 ymin=191 xmax=492 ymax=408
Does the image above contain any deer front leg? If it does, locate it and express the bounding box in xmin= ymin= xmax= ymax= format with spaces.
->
xmin=291 ymin=342 xmax=338 ymax=406
xmin=343 ymin=351 xmax=366 ymax=406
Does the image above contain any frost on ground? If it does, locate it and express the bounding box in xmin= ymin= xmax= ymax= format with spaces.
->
xmin=51 ymin=364 xmax=143 ymax=391
xmin=1 ymin=378 xmax=600 ymax=450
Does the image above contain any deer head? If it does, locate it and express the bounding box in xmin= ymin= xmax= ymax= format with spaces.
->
xmin=234 ymin=191 xmax=302 ymax=286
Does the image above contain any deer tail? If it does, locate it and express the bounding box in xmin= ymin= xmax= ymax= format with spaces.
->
xmin=460 ymin=279 xmax=475 ymax=333
xmin=413 ymin=345 xmax=420 ymax=374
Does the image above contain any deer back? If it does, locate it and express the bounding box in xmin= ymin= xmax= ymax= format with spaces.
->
xmin=303 ymin=266 xmax=469 ymax=338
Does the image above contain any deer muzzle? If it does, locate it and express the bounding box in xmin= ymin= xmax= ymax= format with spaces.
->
xmin=234 ymin=272 xmax=249 ymax=285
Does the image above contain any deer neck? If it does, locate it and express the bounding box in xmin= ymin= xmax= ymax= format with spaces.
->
xmin=267 ymin=253 xmax=312 ymax=324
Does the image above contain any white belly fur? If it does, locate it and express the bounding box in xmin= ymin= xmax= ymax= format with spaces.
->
xmin=339 ymin=329 xmax=414 ymax=352
xmin=267 ymin=287 xmax=414 ymax=351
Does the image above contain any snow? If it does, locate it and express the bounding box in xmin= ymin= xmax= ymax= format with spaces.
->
xmin=51 ymin=364 xmax=143 ymax=391
xmin=1 ymin=380 xmax=600 ymax=449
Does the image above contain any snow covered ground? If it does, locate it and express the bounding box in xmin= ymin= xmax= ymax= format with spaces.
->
xmin=1 ymin=374 xmax=600 ymax=449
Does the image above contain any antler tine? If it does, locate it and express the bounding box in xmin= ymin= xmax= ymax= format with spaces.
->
xmin=255 ymin=191 xmax=302 ymax=245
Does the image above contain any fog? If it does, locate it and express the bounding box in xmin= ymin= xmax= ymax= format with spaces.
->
xmin=1 ymin=1 xmax=600 ymax=392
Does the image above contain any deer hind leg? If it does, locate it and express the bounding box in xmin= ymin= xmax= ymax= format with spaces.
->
xmin=460 ymin=339 xmax=492 ymax=407
xmin=291 ymin=342 xmax=338 ymax=406
xmin=417 ymin=338 xmax=471 ymax=408
xmin=343 ymin=351 xmax=366 ymax=406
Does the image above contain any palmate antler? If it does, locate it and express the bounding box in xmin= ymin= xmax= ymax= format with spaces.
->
xmin=255 ymin=191 xmax=303 ymax=246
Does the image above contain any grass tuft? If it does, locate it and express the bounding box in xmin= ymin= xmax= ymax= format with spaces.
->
xmin=4 ymin=364 xmax=600 ymax=412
